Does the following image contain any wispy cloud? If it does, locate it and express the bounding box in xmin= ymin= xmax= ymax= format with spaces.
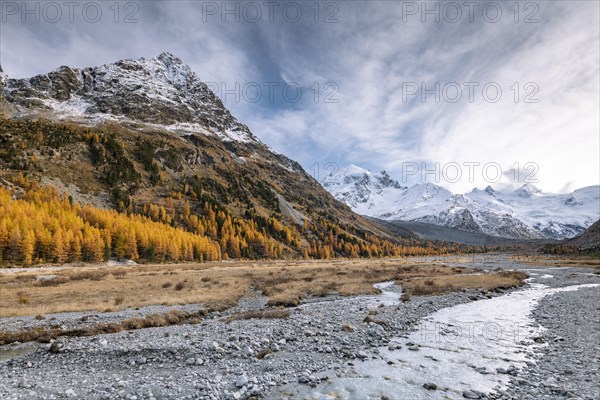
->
xmin=1 ymin=0 xmax=598 ymax=193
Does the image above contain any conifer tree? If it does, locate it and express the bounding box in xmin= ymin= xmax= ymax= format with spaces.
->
xmin=52 ymin=228 xmax=67 ymax=263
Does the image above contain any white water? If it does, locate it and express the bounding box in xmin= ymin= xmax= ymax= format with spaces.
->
xmin=271 ymin=283 xmax=599 ymax=400
xmin=369 ymin=281 xmax=402 ymax=306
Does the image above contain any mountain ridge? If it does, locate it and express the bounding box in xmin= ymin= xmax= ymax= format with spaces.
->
xmin=321 ymin=165 xmax=600 ymax=240
xmin=1 ymin=52 xmax=261 ymax=144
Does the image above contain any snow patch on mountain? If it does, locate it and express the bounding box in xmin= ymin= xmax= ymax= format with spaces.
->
xmin=42 ymin=96 xmax=94 ymax=117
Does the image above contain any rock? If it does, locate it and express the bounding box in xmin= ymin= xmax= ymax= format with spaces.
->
xmin=462 ymin=390 xmax=481 ymax=399
xmin=49 ymin=341 xmax=64 ymax=353
xmin=185 ymin=357 xmax=196 ymax=365
xmin=506 ymin=365 xmax=518 ymax=376
xmin=242 ymin=345 xmax=254 ymax=356
xmin=235 ymin=374 xmax=248 ymax=388
xmin=65 ymin=389 xmax=76 ymax=397
xmin=423 ymin=382 xmax=437 ymax=390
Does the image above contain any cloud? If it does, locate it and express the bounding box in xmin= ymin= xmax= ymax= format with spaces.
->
xmin=1 ymin=0 xmax=598 ymax=194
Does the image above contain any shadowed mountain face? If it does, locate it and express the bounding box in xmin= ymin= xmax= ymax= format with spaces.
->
xmin=565 ymin=219 xmax=600 ymax=251
xmin=322 ymin=165 xmax=600 ymax=240
xmin=0 ymin=53 xmax=429 ymax=259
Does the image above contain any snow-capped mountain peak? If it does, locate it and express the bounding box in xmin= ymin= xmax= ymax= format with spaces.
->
xmin=407 ymin=182 xmax=451 ymax=202
xmin=1 ymin=53 xmax=258 ymax=144
xmin=340 ymin=164 xmax=370 ymax=177
xmin=484 ymin=185 xmax=496 ymax=195
xmin=513 ymin=183 xmax=542 ymax=198
xmin=322 ymin=165 xmax=600 ymax=240
xmin=321 ymin=165 xmax=407 ymax=213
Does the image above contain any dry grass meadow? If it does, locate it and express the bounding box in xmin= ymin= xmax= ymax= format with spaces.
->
xmin=0 ymin=258 xmax=527 ymax=318
xmin=512 ymin=255 xmax=600 ymax=276
xmin=511 ymin=254 xmax=600 ymax=267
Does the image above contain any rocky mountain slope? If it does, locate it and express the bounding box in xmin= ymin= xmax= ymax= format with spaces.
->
xmin=0 ymin=53 xmax=443 ymax=260
xmin=322 ymin=165 xmax=600 ymax=240
xmin=1 ymin=53 xmax=256 ymax=143
xmin=564 ymin=219 xmax=600 ymax=252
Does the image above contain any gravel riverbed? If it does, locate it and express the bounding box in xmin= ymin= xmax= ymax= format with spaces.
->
xmin=0 ymin=256 xmax=598 ymax=400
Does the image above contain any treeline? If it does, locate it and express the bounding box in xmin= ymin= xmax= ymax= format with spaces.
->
xmin=137 ymin=194 xmax=457 ymax=260
xmin=0 ymin=182 xmax=221 ymax=265
xmin=0 ymin=180 xmax=475 ymax=266
xmin=537 ymin=243 xmax=597 ymax=255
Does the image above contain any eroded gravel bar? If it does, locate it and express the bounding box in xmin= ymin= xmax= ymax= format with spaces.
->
xmin=492 ymin=285 xmax=600 ymax=400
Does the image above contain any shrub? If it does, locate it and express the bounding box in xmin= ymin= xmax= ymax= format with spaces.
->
xmin=37 ymin=276 xmax=70 ymax=286
xmin=256 ymin=348 xmax=272 ymax=359
xmin=223 ymin=309 xmax=290 ymax=323
xmin=114 ymin=295 xmax=125 ymax=306
xmin=16 ymin=291 xmax=30 ymax=304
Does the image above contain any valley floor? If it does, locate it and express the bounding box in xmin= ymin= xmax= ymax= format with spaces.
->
xmin=0 ymin=255 xmax=598 ymax=399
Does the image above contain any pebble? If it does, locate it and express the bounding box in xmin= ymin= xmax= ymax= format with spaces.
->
xmin=235 ymin=374 xmax=248 ymax=388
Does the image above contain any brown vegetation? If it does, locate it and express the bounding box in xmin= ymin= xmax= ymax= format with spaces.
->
xmin=512 ymin=254 xmax=600 ymax=267
xmin=255 ymin=349 xmax=273 ymax=359
xmin=222 ymin=309 xmax=290 ymax=323
xmin=0 ymin=258 xmax=528 ymax=317
xmin=400 ymin=270 xmax=527 ymax=298
xmin=0 ymin=308 xmax=208 ymax=346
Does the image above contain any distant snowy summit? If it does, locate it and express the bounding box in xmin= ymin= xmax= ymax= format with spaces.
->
xmin=321 ymin=165 xmax=600 ymax=240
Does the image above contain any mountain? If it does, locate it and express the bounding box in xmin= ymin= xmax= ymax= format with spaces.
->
xmin=322 ymin=165 xmax=600 ymax=240
xmin=465 ymin=184 xmax=599 ymax=240
xmin=564 ymin=219 xmax=600 ymax=252
xmin=320 ymin=165 xmax=407 ymax=214
xmin=0 ymin=53 xmax=436 ymax=261
xmin=2 ymin=53 xmax=255 ymax=142
xmin=372 ymin=219 xmax=520 ymax=246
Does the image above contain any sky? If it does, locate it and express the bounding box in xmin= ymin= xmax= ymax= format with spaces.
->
xmin=1 ymin=0 xmax=599 ymax=193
